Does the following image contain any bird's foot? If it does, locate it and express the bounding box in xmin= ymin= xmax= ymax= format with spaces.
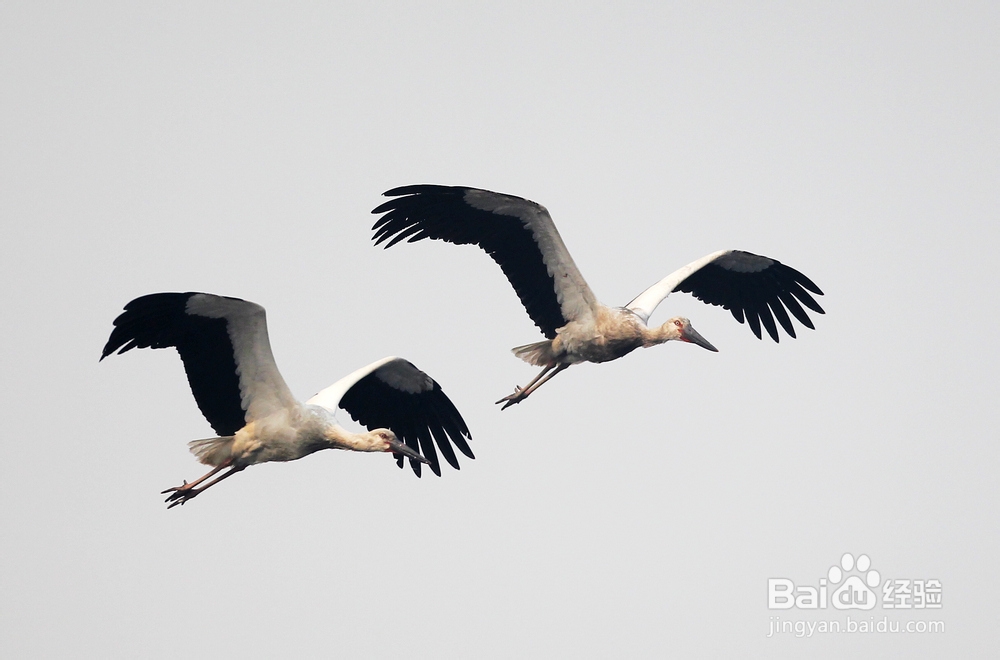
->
xmin=495 ymin=386 xmax=526 ymax=410
xmin=161 ymin=481 xmax=200 ymax=509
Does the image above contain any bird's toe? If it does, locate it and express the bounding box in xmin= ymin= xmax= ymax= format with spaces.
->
xmin=160 ymin=479 xmax=189 ymax=495
xmin=164 ymin=488 xmax=198 ymax=508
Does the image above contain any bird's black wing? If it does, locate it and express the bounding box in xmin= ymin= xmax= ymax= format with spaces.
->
xmin=101 ymin=292 xmax=248 ymax=435
xmin=333 ymin=358 xmax=473 ymax=477
xmin=627 ymin=250 xmax=824 ymax=341
xmin=372 ymin=185 xmax=599 ymax=339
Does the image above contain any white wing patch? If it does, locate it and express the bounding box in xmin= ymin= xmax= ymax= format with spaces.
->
xmin=306 ymin=356 xmax=422 ymax=411
xmin=185 ymin=294 xmax=297 ymax=422
xmin=625 ymin=249 xmax=732 ymax=323
xmin=464 ymin=189 xmax=599 ymax=325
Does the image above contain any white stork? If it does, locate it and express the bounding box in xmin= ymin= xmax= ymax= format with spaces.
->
xmin=372 ymin=185 xmax=824 ymax=409
xmin=101 ymin=292 xmax=473 ymax=508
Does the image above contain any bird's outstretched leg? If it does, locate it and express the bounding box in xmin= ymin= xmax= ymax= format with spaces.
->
xmin=496 ymin=363 xmax=570 ymax=410
xmin=162 ymin=462 xmax=244 ymax=509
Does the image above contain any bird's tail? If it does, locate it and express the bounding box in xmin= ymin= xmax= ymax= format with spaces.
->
xmin=188 ymin=436 xmax=235 ymax=467
xmin=511 ymin=340 xmax=556 ymax=367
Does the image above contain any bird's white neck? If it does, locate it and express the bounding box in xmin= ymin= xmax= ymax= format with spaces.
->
xmin=643 ymin=318 xmax=685 ymax=346
xmin=322 ymin=426 xmax=387 ymax=453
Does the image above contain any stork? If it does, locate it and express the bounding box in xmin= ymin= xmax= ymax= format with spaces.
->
xmin=372 ymin=185 xmax=824 ymax=409
xmin=101 ymin=292 xmax=473 ymax=507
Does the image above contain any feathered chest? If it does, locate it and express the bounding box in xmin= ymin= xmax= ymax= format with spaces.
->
xmin=231 ymin=408 xmax=333 ymax=465
xmin=557 ymin=308 xmax=645 ymax=364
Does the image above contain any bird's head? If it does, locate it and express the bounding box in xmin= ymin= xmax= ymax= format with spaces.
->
xmin=658 ymin=317 xmax=719 ymax=352
xmin=368 ymin=428 xmax=429 ymax=464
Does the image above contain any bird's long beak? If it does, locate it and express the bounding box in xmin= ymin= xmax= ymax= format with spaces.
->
xmin=387 ymin=438 xmax=430 ymax=464
xmin=682 ymin=325 xmax=719 ymax=352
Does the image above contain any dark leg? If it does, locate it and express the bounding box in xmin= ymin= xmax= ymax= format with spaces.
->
xmin=162 ymin=462 xmax=245 ymax=508
xmin=495 ymin=363 xmax=570 ymax=410
xmin=161 ymin=463 xmax=229 ymax=495
xmin=496 ymin=364 xmax=554 ymax=407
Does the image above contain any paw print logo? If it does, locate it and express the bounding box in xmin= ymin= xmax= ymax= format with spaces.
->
xmin=829 ymin=553 xmax=881 ymax=611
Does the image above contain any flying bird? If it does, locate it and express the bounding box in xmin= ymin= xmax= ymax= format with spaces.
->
xmin=101 ymin=292 xmax=473 ymax=507
xmin=372 ymin=185 xmax=824 ymax=408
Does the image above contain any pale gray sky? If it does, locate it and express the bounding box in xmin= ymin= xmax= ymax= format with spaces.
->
xmin=2 ymin=2 xmax=997 ymax=657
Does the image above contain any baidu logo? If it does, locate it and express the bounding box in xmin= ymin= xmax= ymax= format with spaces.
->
xmin=828 ymin=553 xmax=880 ymax=610
xmin=768 ymin=553 xmax=901 ymax=611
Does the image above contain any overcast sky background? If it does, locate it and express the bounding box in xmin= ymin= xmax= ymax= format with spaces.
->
xmin=2 ymin=3 xmax=997 ymax=657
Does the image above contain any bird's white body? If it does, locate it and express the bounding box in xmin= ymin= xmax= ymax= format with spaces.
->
xmin=514 ymin=306 xmax=681 ymax=367
xmin=188 ymin=405 xmax=378 ymax=468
